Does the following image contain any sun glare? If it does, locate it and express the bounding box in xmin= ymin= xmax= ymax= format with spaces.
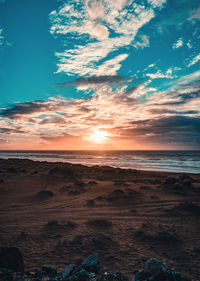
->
xmin=89 ymin=129 xmax=109 ymax=143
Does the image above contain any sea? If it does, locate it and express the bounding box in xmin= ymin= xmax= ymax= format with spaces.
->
xmin=0 ymin=150 xmax=200 ymax=174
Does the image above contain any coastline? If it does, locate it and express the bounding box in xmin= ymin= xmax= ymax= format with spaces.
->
xmin=1 ymin=149 xmax=200 ymax=174
xmin=0 ymin=158 xmax=200 ymax=279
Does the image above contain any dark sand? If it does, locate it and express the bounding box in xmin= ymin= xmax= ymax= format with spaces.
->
xmin=0 ymin=159 xmax=200 ymax=280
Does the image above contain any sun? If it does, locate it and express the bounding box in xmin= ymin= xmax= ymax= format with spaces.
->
xmin=89 ymin=129 xmax=109 ymax=143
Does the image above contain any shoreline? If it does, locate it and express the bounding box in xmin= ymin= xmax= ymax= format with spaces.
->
xmin=0 ymin=158 xmax=200 ymax=279
xmin=0 ymin=156 xmax=199 ymax=174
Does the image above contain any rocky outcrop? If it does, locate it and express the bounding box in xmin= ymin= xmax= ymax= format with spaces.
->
xmin=133 ymin=258 xmax=191 ymax=281
xmin=0 ymin=247 xmax=24 ymax=273
xmin=0 ymin=251 xmax=191 ymax=281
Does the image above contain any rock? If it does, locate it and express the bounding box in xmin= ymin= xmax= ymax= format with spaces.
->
xmin=144 ymin=258 xmax=167 ymax=276
xmin=132 ymin=258 xmax=191 ymax=281
xmin=0 ymin=247 xmax=24 ymax=273
xmin=81 ymin=253 xmax=100 ymax=273
xmin=103 ymin=271 xmax=129 ymax=281
xmin=41 ymin=265 xmax=57 ymax=277
xmin=76 ymin=269 xmax=90 ymax=280
xmin=63 ymin=264 xmax=76 ymax=279
xmin=0 ymin=268 xmax=13 ymax=281
xmin=69 ymin=276 xmax=78 ymax=281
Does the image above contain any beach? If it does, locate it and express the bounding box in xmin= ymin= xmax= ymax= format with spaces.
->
xmin=0 ymin=158 xmax=200 ymax=280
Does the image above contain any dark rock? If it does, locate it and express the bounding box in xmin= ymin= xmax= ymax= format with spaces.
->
xmin=63 ymin=264 xmax=76 ymax=279
xmin=0 ymin=268 xmax=13 ymax=281
xmin=69 ymin=276 xmax=78 ymax=281
xmin=81 ymin=253 xmax=100 ymax=273
xmin=41 ymin=265 xmax=57 ymax=277
xmin=144 ymin=258 xmax=167 ymax=276
xmin=132 ymin=258 xmax=191 ymax=281
xmin=102 ymin=271 xmax=129 ymax=281
xmin=0 ymin=247 xmax=24 ymax=273
xmin=76 ymin=269 xmax=89 ymax=280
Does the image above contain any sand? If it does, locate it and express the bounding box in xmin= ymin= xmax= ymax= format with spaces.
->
xmin=0 ymin=158 xmax=200 ymax=280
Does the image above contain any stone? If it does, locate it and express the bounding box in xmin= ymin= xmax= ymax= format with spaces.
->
xmin=63 ymin=264 xmax=75 ymax=279
xmin=132 ymin=258 xmax=191 ymax=281
xmin=144 ymin=258 xmax=167 ymax=276
xmin=76 ymin=269 xmax=89 ymax=280
xmin=0 ymin=268 xmax=13 ymax=281
xmin=81 ymin=253 xmax=100 ymax=273
xmin=41 ymin=265 xmax=57 ymax=277
xmin=0 ymin=247 xmax=24 ymax=273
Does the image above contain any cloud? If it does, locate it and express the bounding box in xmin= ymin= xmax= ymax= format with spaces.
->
xmin=0 ymin=100 xmax=65 ymax=119
xmin=0 ymin=28 xmax=4 ymax=46
xmin=187 ymin=53 xmax=200 ymax=67
xmin=39 ymin=116 xmax=66 ymax=125
xmin=172 ymin=38 xmax=183 ymax=49
xmin=151 ymin=0 xmax=200 ymax=34
xmin=56 ymin=75 xmax=127 ymax=87
xmin=147 ymin=0 xmax=166 ymax=9
xmin=49 ymin=0 xmax=167 ymax=76
xmin=188 ymin=8 xmax=200 ymax=23
xmin=133 ymin=35 xmax=150 ymax=49
xmin=0 ymin=127 xmax=27 ymax=135
xmin=146 ymin=68 xmax=176 ymax=79
xmin=186 ymin=40 xmax=192 ymax=49
xmin=1 ymin=69 xmax=200 ymax=149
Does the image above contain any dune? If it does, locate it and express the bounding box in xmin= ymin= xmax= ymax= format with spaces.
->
xmin=0 ymin=158 xmax=199 ymax=280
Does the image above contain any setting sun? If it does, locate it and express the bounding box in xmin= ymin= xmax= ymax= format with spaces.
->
xmin=89 ymin=129 xmax=109 ymax=143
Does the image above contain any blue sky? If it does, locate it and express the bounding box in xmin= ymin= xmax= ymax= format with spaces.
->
xmin=0 ymin=0 xmax=200 ymax=149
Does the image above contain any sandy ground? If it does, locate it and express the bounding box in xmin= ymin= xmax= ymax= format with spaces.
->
xmin=0 ymin=158 xmax=200 ymax=280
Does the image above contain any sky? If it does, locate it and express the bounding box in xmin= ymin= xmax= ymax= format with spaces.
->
xmin=0 ymin=0 xmax=200 ymax=150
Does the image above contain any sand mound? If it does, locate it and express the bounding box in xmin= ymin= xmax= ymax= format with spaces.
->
xmin=48 ymin=166 xmax=75 ymax=178
xmin=44 ymin=220 xmax=77 ymax=232
xmin=107 ymin=188 xmax=141 ymax=204
xmin=87 ymin=218 xmax=112 ymax=229
xmin=135 ymin=223 xmax=180 ymax=246
xmin=33 ymin=190 xmax=54 ymax=201
xmin=174 ymin=202 xmax=200 ymax=215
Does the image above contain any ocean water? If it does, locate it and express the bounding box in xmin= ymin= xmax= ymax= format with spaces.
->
xmin=0 ymin=150 xmax=200 ymax=173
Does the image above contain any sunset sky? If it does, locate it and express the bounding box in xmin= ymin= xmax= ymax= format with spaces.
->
xmin=0 ymin=0 xmax=200 ymax=150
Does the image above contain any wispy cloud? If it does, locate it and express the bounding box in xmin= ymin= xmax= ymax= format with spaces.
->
xmin=49 ymin=0 xmax=167 ymax=77
xmin=0 ymin=27 xmax=4 ymax=46
xmin=1 ymin=70 xmax=200 ymax=148
xmin=146 ymin=68 xmax=176 ymax=79
xmin=133 ymin=34 xmax=150 ymax=49
xmin=172 ymin=38 xmax=183 ymax=49
xmin=187 ymin=53 xmax=200 ymax=67
xmin=56 ymin=75 xmax=127 ymax=87
xmin=188 ymin=7 xmax=200 ymax=23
